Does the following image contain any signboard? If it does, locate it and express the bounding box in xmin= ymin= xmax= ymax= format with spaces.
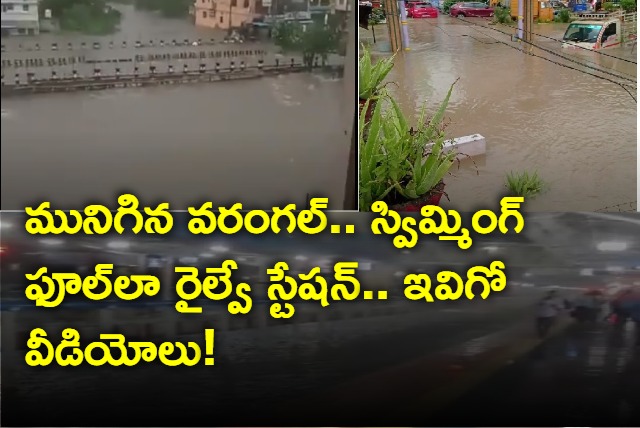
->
xmin=262 ymin=0 xmax=272 ymax=6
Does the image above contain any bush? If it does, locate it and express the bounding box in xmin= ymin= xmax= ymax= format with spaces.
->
xmin=442 ymin=0 xmax=458 ymax=13
xmin=494 ymin=7 xmax=511 ymax=23
xmin=620 ymin=0 xmax=636 ymax=11
xmin=555 ymin=8 xmax=571 ymax=22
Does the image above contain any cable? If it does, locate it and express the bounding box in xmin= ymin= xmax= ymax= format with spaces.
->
xmin=458 ymin=17 xmax=636 ymax=83
xmin=483 ymin=15 xmax=638 ymax=64
xmin=426 ymin=18 xmax=635 ymax=80
xmin=455 ymin=17 xmax=637 ymax=102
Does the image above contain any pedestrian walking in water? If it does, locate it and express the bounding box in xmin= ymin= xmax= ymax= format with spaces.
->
xmin=536 ymin=290 xmax=563 ymax=338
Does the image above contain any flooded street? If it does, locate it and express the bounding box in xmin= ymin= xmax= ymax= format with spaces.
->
xmin=1 ymin=4 xmax=350 ymax=209
xmin=363 ymin=17 xmax=637 ymax=211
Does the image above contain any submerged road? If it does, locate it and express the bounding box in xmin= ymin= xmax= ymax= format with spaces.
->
xmin=4 ymin=290 xmax=556 ymax=426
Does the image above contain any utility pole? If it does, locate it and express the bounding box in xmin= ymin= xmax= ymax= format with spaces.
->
xmin=342 ymin=4 xmax=357 ymax=210
xmin=523 ymin=0 xmax=533 ymax=44
xmin=398 ymin=0 xmax=410 ymax=50
xmin=383 ymin=0 xmax=403 ymax=52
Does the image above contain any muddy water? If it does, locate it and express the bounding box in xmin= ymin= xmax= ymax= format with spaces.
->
xmin=0 ymin=5 xmax=351 ymax=209
xmin=365 ymin=17 xmax=637 ymax=211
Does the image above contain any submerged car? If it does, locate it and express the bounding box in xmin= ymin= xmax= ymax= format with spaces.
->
xmin=408 ymin=2 xmax=439 ymax=17
xmin=450 ymin=2 xmax=495 ymax=17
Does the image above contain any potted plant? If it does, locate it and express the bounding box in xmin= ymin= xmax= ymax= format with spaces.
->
xmin=360 ymin=81 xmax=459 ymax=212
xmin=359 ymin=46 xmax=395 ymax=123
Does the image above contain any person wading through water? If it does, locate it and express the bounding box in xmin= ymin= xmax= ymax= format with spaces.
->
xmin=536 ymin=290 xmax=563 ymax=338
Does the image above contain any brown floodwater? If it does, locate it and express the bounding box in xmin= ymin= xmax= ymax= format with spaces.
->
xmin=362 ymin=17 xmax=637 ymax=211
xmin=1 ymin=5 xmax=352 ymax=210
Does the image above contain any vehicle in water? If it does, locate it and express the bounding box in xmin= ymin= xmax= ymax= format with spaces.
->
xmin=407 ymin=2 xmax=439 ymax=17
xmin=450 ymin=2 xmax=495 ymax=17
xmin=562 ymin=11 xmax=637 ymax=50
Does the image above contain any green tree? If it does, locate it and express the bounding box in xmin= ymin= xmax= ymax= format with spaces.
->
xmin=274 ymin=21 xmax=340 ymax=68
xmin=40 ymin=0 xmax=122 ymax=34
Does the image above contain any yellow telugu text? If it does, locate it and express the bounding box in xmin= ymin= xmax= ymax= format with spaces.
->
xmin=24 ymin=194 xmax=333 ymax=236
xmin=267 ymin=261 xmax=361 ymax=319
xmin=26 ymin=264 xmax=160 ymax=307
xmin=25 ymin=328 xmax=212 ymax=367
xmin=187 ymin=198 xmax=329 ymax=235
xmin=403 ymin=261 xmax=507 ymax=301
xmin=175 ymin=260 xmax=252 ymax=314
xmin=370 ymin=197 xmax=525 ymax=249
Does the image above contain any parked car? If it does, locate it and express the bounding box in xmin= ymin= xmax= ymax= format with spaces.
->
xmin=408 ymin=2 xmax=440 ymax=17
xmin=450 ymin=2 xmax=495 ymax=16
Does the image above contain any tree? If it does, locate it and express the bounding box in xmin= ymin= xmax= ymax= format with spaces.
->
xmin=273 ymin=21 xmax=340 ymax=68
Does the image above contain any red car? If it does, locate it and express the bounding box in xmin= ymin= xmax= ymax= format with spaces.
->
xmin=407 ymin=2 xmax=439 ymax=17
xmin=450 ymin=2 xmax=495 ymax=17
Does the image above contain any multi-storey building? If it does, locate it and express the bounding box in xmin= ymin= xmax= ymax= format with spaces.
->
xmin=194 ymin=0 xmax=258 ymax=31
xmin=1 ymin=0 xmax=40 ymax=36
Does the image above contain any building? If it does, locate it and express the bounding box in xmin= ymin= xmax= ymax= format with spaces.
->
xmin=1 ymin=0 xmax=39 ymax=36
xmin=194 ymin=0 xmax=259 ymax=30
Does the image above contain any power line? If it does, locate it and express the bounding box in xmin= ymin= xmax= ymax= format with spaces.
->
xmin=427 ymin=18 xmax=635 ymax=83
xmin=455 ymin=17 xmax=637 ymax=102
xmin=457 ymin=17 xmax=636 ymax=83
xmin=430 ymin=19 xmax=637 ymax=84
xmin=482 ymin=16 xmax=638 ymax=64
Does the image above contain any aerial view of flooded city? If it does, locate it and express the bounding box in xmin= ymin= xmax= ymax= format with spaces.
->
xmin=1 ymin=0 xmax=355 ymax=209
xmin=358 ymin=0 xmax=637 ymax=212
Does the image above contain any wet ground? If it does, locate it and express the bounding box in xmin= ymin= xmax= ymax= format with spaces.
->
xmin=0 ymin=5 xmax=351 ymax=210
xmin=2 ymin=291 xmax=550 ymax=425
xmin=362 ymin=16 xmax=637 ymax=212
xmin=436 ymin=319 xmax=640 ymax=425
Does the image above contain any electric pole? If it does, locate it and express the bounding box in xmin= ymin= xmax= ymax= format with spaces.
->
xmin=383 ymin=0 xmax=403 ymax=52
xmin=523 ymin=0 xmax=533 ymax=44
xmin=343 ymin=4 xmax=357 ymax=210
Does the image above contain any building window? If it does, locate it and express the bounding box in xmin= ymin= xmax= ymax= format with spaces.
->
xmin=23 ymin=4 xmax=29 ymax=11
xmin=220 ymin=14 xmax=224 ymax=22
xmin=231 ymin=0 xmax=237 ymax=6
xmin=243 ymin=0 xmax=249 ymax=7
xmin=203 ymin=10 xmax=207 ymax=17
xmin=2 ymin=4 xmax=15 ymax=12
xmin=202 ymin=0 xmax=205 ymax=3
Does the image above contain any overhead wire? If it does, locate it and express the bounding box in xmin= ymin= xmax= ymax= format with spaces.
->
xmin=482 ymin=15 xmax=637 ymax=64
xmin=427 ymin=18 xmax=635 ymax=81
xmin=453 ymin=16 xmax=637 ymax=102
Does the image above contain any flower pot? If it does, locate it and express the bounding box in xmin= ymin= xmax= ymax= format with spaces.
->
xmin=389 ymin=181 xmax=446 ymax=212
xmin=359 ymin=97 xmax=377 ymax=123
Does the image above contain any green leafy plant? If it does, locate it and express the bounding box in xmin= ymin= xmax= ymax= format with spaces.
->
xmin=442 ymin=0 xmax=458 ymax=13
xmin=359 ymin=47 xmax=395 ymax=100
xmin=620 ymin=0 xmax=636 ymax=11
xmin=505 ymin=171 xmax=546 ymax=198
xmin=274 ymin=21 xmax=340 ymax=68
xmin=369 ymin=8 xmax=386 ymax=25
xmin=359 ymin=82 xmax=459 ymax=212
xmin=554 ymin=8 xmax=571 ymax=22
xmin=494 ymin=7 xmax=512 ymax=23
